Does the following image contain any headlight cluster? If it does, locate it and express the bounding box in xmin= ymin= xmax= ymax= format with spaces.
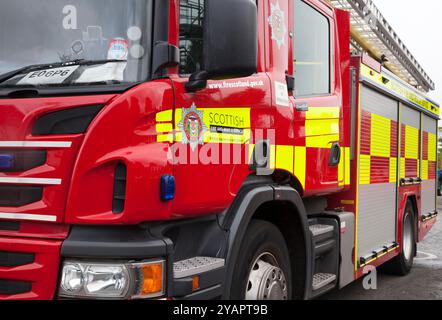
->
xmin=59 ymin=260 xmax=165 ymax=299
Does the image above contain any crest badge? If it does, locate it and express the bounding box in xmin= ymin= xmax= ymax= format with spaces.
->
xmin=178 ymin=103 xmax=207 ymax=151
xmin=268 ymin=1 xmax=287 ymax=49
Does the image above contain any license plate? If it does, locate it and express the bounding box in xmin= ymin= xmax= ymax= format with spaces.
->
xmin=18 ymin=65 xmax=79 ymax=85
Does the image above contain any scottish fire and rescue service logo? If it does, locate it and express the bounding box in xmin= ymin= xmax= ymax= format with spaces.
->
xmin=178 ymin=103 xmax=207 ymax=151
xmin=268 ymin=1 xmax=287 ymax=49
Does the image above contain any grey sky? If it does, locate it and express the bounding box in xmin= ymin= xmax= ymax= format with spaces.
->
xmin=372 ymin=0 xmax=442 ymax=105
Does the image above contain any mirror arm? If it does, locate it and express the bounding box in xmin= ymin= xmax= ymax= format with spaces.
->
xmin=185 ymin=70 xmax=209 ymax=93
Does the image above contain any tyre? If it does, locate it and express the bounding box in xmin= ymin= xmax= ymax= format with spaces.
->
xmin=229 ymin=220 xmax=292 ymax=300
xmin=380 ymin=201 xmax=416 ymax=275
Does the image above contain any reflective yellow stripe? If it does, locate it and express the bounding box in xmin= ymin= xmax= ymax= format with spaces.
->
xmin=389 ymin=158 xmax=397 ymax=183
xmin=370 ymin=114 xmax=391 ymax=158
xmin=156 ymin=123 xmax=173 ymax=133
xmin=428 ymin=133 xmax=437 ymax=161
xmin=276 ymin=145 xmax=294 ymax=173
xmin=338 ymin=148 xmax=345 ymax=186
xmin=305 ymin=119 xmax=339 ymax=136
xmin=156 ymin=109 xmax=173 ymax=122
xmin=345 ymin=147 xmax=351 ymax=186
xmin=360 ymin=64 xmax=439 ymax=117
xmin=405 ymin=125 xmax=419 ymax=160
xmin=157 ymin=134 xmax=174 ymax=143
xmin=400 ymin=157 xmax=406 ymax=178
xmin=306 ymin=134 xmax=339 ymax=149
xmin=359 ymin=155 xmax=371 ymax=185
xmin=294 ymin=146 xmax=306 ymax=189
xmin=422 ymin=160 xmax=429 ymax=180
xmin=305 ymin=107 xmax=340 ymax=120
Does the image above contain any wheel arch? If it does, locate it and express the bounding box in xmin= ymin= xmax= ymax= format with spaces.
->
xmin=221 ymin=185 xmax=312 ymax=300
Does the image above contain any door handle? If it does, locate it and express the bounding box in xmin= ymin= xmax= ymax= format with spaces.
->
xmin=296 ymin=102 xmax=309 ymax=112
xmin=329 ymin=143 xmax=341 ymax=167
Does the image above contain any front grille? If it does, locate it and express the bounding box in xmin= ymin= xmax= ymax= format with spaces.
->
xmin=0 ymin=251 xmax=35 ymax=267
xmin=0 ymin=280 xmax=32 ymax=295
xmin=0 ymin=150 xmax=46 ymax=172
xmin=0 ymin=221 xmax=20 ymax=231
xmin=0 ymin=186 xmax=43 ymax=207
xmin=0 ymin=237 xmax=63 ymax=300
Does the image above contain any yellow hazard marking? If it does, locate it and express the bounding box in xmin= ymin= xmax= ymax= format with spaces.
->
xmin=400 ymin=157 xmax=405 ymax=178
xmin=360 ymin=64 xmax=439 ymax=117
xmin=157 ymin=133 xmax=174 ymax=143
xmin=156 ymin=109 xmax=173 ymax=122
xmin=370 ymin=114 xmax=391 ymax=158
xmin=156 ymin=123 xmax=173 ymax=133
xmin=422 ymin=160 xmax=429 ymax=180
xmin=389 ymin=158 xmax=397 ymax=183
xmin=345 ymin=147 xmax=351 ymax=186
xmin=428 ymin=133 xmax=437 ymax=162
xmin=405 ymin=126 xmax=419 ymax=160
xmin=294 ymin=146 xmax=306 ymax=189
xmin=276 ymin=145 xmax=294 ymax=173
xmin=305 ymin=110 xmax=340 ymax=149
xmin=306 ymin=135 xmax=340 ymax=149
xmin=338 ymin=147 xmax=345 ymax=187
xmin=359 ymin=155 xmax=371 ymax=185
xmin=305 ymin=107 xmax=340 ymax=120
xmin=305 ymin=119 xmax=340 ymax=136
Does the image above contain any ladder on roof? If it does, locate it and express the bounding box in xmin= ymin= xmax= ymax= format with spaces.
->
xmin=329 ymin=0 xmax=435 ymax=92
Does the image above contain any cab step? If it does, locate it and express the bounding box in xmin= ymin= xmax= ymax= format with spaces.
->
xmin=309 ymin=224 xmax=334 ymax=243
xmin=172 ymin=257 xmax=226 ymax=299
xmin=312 ymin=273 xmax=337 ymax=291
xmin=174 ymin=257 xmax=225 ymax=279
xmin=308 ymin=218 xmax=340 ymax=298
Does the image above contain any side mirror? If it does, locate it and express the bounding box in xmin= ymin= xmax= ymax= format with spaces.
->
xmin=204 ymin=0 xmax=258 ymax=78
xmin=186 ymin=0 xmax=258 ymax=92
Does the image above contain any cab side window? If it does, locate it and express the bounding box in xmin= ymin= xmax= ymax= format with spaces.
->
xmin=179 ymin=0 xmax=205 ymax=75
xmin=294 ymin=0 xmax=330 ymax=97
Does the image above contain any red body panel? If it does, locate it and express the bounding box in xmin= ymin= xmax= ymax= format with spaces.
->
xmin=0 ymin=0 xmax=436 ymax=300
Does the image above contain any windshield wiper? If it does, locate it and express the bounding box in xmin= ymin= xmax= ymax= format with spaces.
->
xmin=0 ymin=59 xmax=127 ymax=84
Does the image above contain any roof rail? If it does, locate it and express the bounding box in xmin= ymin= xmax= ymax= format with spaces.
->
xmin=329 ymin=0 xmax=435 ymax=92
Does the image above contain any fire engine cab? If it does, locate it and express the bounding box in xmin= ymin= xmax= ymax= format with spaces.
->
xmin=0 ymin=0 xmax=439 ymax=300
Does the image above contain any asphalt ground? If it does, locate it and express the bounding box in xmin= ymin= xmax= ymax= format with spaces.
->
xmin=322 ymin=197 xmax=442 ymax=300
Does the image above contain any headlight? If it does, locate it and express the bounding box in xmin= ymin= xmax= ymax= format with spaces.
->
xmin=58 ymin=260 xmax=165 ymax=299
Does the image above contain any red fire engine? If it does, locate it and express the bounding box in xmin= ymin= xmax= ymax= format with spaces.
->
xmin=0 ymin=0 xmax=438 ymax=300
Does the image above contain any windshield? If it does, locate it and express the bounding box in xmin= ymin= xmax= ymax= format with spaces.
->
xmin=0 ymin=0 xmax=152 ymax=87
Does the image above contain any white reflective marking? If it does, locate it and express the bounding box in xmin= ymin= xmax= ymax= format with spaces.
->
xmin=415 ymin=251 xmax=438 ymax=261
xmin=0 ymin=212 xmax=57 ymax=222
xmin=0 ymin=141 xmax=72 ymax=148
xmin=0 ymin=177 xmax=62 ymax=185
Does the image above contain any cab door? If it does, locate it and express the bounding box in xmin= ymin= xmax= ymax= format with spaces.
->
xmin=289 ymin=0 xmax=344 ymax=195
xmin=168 ymin=0 xmax=272 ymax=217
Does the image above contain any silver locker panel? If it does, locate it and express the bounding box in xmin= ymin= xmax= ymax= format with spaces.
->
xmin=358 ymin=183 xmax=397 ymax=258
xmin=358 ymin=85 xmax=398 ymax=259
xmin=421 ymin=114 xmax=438 ymax=215
xmin=361 ymin=86 xmax=398 ymax=120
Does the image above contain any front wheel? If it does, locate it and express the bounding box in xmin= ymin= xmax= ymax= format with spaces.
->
xmin=380 ymin=201 xmax=416 ymax=275
xmin=229 ymin=220 xmax=292 ymax=300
